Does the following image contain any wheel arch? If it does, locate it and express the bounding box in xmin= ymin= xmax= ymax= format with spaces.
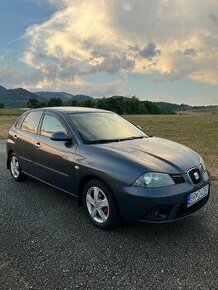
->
xmin=78 ymin=175 xmax=117 ymax=207
xmin=7 ymin=149 xmax=14 ymax=169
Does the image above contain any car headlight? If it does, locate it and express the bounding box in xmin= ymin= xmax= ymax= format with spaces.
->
xmin=133 ymin=172 xmax=175 ymax=188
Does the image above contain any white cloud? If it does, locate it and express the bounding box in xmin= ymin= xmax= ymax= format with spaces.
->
xmin=0 ymin=65 xmax=125 ymax=97
xmin=2 ymin=0 xmax=218 ymax=95
xmin=0 ymin=66 xmax=43 ymax=88
xmin=29 ymin=78 xmax=125 ymax=97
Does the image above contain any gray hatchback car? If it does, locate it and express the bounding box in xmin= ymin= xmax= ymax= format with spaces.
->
xmin=7 ymin=107 xmax=210 ymax=229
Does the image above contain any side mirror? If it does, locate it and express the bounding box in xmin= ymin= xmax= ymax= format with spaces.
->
xmin=50 ymin=131 xmax=71 ymax=141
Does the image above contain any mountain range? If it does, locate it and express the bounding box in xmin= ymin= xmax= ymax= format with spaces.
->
xmin=35 ymin=91 xmax=93 ymax=102
xmin=0 ymin=85 xmax=93 ymax=108
xmin=0 ymin=84 xmax=217 ymax=113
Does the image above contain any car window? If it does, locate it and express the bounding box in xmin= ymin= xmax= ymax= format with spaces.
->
xmin=15 ymin=113 xmax=27 ymax=129
xmin=41 ymin=114 xmax=67 ymax=137
xmin=21 ymin=111 xmax=42 ymax=133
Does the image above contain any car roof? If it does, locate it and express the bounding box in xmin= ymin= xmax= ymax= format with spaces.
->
xmin=42 ymin=106 xmax=110 ymax=114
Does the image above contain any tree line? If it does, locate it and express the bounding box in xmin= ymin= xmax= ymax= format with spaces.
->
xmin=26 ymin=96 xmax=174 ymax=115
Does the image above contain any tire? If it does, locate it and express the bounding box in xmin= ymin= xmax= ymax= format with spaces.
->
xmin=83 ymin=179 xmax=119 ymax=230
xmin=9 ymin=153 xmax=27 ymax=181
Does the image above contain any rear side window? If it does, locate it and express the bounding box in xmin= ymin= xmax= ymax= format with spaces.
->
xmin=15 ymin=113 xmax=27 ymax=129
xmin=41 ymin=114 xmax=67 ymax=137
xmin=21 ymin=111 xmax=42 ymax=133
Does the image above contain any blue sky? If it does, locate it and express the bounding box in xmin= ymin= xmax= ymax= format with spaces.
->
xmin=0 ymin=0 xmax=218 ymax=105
xmin=0 ymin=1 xmax=55 ymax=57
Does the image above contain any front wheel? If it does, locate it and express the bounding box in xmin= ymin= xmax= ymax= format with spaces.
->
xmin=83 ymin=180 xmax=119 ymax=230
xmin=9 ymin=153 xmax=27 ymax=181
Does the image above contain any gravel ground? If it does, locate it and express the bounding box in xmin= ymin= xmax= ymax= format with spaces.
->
xmin=0 ymin=140 xmax=217 ymax=290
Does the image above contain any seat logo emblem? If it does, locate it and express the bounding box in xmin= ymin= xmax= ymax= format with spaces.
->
xmin=194 ymin=172 xmax=199 ymax=180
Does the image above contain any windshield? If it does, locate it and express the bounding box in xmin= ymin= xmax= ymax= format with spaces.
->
xmin=69 ymin=112 xmax=147 ymax=143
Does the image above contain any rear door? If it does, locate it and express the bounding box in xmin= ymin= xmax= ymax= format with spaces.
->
xmin=33 ymin=111 xmax=76 ymax=192
xmin=14 ymin=110 xmax=43 ymax=175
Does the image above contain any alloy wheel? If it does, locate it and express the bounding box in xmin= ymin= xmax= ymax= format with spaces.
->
xmin=86 ymin=186 xmax=110 ymax=224
xmin=10 ymin=155 xmax=20 ymax=178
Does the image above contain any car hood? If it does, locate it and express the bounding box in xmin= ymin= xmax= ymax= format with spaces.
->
xmin=98 ymin=137 xmax=200 ymax=174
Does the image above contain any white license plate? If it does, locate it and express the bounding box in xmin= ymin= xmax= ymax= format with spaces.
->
xmin=187 ymin=185 xmax=209 ymax=207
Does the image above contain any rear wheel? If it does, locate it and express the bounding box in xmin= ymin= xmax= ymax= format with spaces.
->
xmin=9 ymin=153 xmax=27 ymax=181
xmin=83 ymin=179 xmax=119 ymax=230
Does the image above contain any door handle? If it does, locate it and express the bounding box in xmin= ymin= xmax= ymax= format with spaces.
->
xmin=35 ymin=142 xmax=41 ymax=149
xmin=13 ymin=134 xmax=17 ymax=140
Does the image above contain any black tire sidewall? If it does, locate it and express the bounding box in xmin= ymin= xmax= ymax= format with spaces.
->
xmin=83 ymin=179 xmax=119 ymax=230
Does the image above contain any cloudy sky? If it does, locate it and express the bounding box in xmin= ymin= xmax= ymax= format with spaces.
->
xmin=0 ymin=0 xmax=218 ymax=105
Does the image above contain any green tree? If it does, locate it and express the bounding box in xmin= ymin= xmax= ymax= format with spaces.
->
xmin=108 ymin=97 xmax=125 ymax=114
xmin=97 ymin=97 xmax=110 ymax=110
xmin=69 ymin=95 xmax=169 ymax=115
xmin=47 ymin=98 xmax=63 ymax=107
xmin=125 ymin=96 xmax=141 ymax=114
xmin=40 ymin=101 xmax=47 ymax=107
xmin=27 ymin=98 xmax=41 ymax=108
xmin=143 ymin=101 xmax=161 ymax=114
xmin=0 ymin=102 xmax=5 ymax=109
xmin=83 ymin=100 xmax=95 ymax=108
xmin=71 ymin=100 xmax=78 ymax=106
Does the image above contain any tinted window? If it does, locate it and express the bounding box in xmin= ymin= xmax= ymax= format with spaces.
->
xmin=15 ymin=113 xmax=27 ymax=129
xmin=21 ymin=111 xmax=42 ymax=133
xmin=69 ymin=112 xmax=147 ymax=143
xmin=41 ymin=114 xmax=67 ymax=137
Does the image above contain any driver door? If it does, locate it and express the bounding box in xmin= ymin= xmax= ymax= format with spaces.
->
xmin=33 ymin=112 xmax=76 ymax=192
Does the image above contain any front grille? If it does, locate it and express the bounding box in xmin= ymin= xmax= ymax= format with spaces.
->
xmin=171 ymin=174 xmax=185 ymax=184
xmin=188 ymin=168 xmax=201 ymax=185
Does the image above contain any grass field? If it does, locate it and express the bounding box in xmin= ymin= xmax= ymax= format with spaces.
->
xmin=0 ymin=109 xmax=217 ymax=180
xmin=0 ymin=109 xmax=22 ymax=140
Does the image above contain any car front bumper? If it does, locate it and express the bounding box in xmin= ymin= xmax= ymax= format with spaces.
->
xmin=110 ymin=171 xmax=211 ymax=222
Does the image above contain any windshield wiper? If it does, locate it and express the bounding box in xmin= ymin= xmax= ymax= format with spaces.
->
xmin=86 ymin=136 xmax=146 ymax=144
xmin=127 ymin=136 xmax=145 ymax=140
xmin=86 ymin=139 xmax=122 ymax=144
